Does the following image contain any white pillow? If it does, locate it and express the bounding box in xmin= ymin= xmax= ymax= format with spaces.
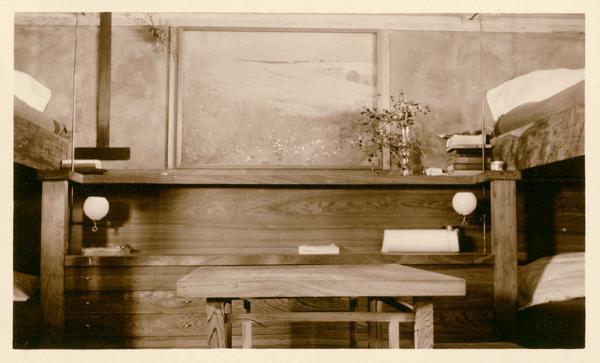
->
xmin=486 ymin=68 xmax=584 ymax=121
xmin=518 ymin=252 xmax=585 ymax=310
xmin=14 ymin=70 xmax=52 ymax=112
xmin=14 ymin=272 xmax=39 ymax=302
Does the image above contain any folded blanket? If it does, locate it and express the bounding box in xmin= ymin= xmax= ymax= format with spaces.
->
xmin=486 ymin=68 xmax=584 ymax=122
xmin=14 ymin=96 xmax=69 ymax=137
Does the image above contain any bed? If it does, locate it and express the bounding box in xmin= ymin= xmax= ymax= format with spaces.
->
xmin=516 ymin=252 xmax=585 ymax=348
xmin=489 ymin=68 xmax=584 ymax=171
xmin=13 ymin=71 xmax=69 ymax=348
xmin=487 ymin=69 xmax=585 ymax=348
xmin=13 ymin=70 xmax=70 ymax=171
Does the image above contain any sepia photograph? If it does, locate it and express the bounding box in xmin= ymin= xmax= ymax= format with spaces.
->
xmin=6 ymin=1 xmax=596 ymax=359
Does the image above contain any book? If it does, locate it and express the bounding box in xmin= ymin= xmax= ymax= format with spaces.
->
xmin=446 ymin=169 xmax=484 ymax=176
xmin=448 ymin=163 xmax=490 ymax=172
xmin=448 ymin=155 xmax=492 ymax=164
xmin=446 ymin=134 xmax=491 ymax=151
xmin=447 ymin=148 xmax=492 ymax=156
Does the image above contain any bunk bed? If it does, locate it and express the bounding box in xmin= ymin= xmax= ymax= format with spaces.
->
xmin=13 ymin=70 xmax=70 ymax=348
xmin=488 ymin=68 xmax=586 ymax=348
xmin=13 ymin=70 xmax=70 ymax=170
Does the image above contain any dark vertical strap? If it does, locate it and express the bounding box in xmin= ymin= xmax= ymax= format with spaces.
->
xmin=97 ymin=12 xmax=112 ymax=147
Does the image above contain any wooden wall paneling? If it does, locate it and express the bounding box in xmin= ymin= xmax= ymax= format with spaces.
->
xmin=70 ymin=185 xmax=488 ymax=255
xmin=65 ymin=266 xmax=199 ymax=291
xmin=40 ymin=180 xmax=70 ymax=347
xmin=491 ymin=180 xmax=518 ymax=339
xmin=65 ymin=291 xmax=203 ymax=314
xmin=66 ymin=313 xmax=204 ymax=337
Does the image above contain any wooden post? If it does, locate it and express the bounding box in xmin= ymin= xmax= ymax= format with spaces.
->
xmin=206 ymin=299 xmax=232 ymax=348
xmin=242 ymin=299 xmax=252 ymax=349
xmin=413 ymin=297 xmax=433 ymax=349
xmin=349 ymin=297 xmax=358 ymax=347
xmin=40 ymin=180 xmax=69 ymax=347
xmin=491 ymin=180 xmax=518 ymax=338
xmin=368 ymin=297 xmax=383 ymax=348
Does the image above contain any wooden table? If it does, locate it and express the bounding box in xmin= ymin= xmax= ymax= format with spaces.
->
xmin=177 ymin=264 xmax=466 ymax=348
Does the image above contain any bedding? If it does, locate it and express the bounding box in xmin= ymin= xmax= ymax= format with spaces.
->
xmin=486 ymin=68 xmax=584 ymax=122
xmin=518 ymin=252 xmax=584 ymax=310
xmin=515 ymin=252 xmax=585 ymax=348
xmin=489 ymin=70 xmax=584 ymax=171
xmin=13 ymin=71 xmax=70 ymax=170
xmin=14 ymin=70 xmax=52 ymax=112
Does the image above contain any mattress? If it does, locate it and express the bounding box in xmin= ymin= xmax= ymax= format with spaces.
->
xmin=492 ymin=101 xmax=584 ymax=171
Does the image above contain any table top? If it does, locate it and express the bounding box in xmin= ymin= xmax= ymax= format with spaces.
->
xmin=177 ymin=264 xmax=466 ymax=298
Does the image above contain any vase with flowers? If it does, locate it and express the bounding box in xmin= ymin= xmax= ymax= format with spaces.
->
xmin=346 ymin=92 xmax=430 ymax=175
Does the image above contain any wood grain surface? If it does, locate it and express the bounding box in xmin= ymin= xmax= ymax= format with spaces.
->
xmin=414 ymin=297 xmax=434 ymax=348
xmin=491 ymin=180 xmax=518 ymax=338
xmin=177 ymin=264 xmax=466 ymax=298
xmin=64 ymin=169 xmax=519 ymax=185
xmin=40 ymin=180 xmax=69 ymax=347
xmin=69 ymin=185 xmax=488 ymax=255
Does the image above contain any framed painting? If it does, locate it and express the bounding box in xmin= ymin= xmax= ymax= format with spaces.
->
xmin=175 ymin=28 xmax=383 ymax=168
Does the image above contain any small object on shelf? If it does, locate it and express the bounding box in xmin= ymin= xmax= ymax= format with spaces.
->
xmin=446 ymin=134 xmax=491 ymax=152
xmin=452 ymin=192 xmax=478 ymax=225
xmin=381 ymin=229 xmax=459 ymax=253
xmin=61 ymin=159 xmax=106 ymax=174
xmin=298 ymin=243 xmax=340 ymax=255
xmin=82 ymin=244 xmax=132 ymax=256
xmin=491 ymin=160 xmax=506 ymax=171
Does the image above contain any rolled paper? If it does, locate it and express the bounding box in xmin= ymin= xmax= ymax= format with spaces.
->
xmin=381 ymin=229 xmax=460 ymax=253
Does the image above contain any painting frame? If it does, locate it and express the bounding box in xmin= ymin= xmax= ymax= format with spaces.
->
xmin=172 ymin=26 xmax=391 ymax=170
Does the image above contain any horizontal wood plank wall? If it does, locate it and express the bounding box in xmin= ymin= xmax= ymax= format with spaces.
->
xmin=70 ymin=185 xmax=487 ymax=255
xmin=61 ymin=182 xmax=584 ymax=348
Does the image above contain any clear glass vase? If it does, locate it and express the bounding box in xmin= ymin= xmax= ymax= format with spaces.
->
xmin=397 ymin=124 xmax=418 ymax=176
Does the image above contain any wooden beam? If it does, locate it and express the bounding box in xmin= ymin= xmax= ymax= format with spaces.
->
xmin=491 ymin=180 xmax=518 ymax=339
xmin=40 ymin=180 xmax=70 ymax=347
xmin=15 ymin=13 xmax=586 ymax=34
xmin=97 ymin=12 xmax=112 ymax=147
xmin=228 ymin=312 xmax=415 ymax=324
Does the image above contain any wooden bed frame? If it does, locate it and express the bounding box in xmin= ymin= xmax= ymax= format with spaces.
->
xmin=37 ymin=169 xmax=520 ymax=347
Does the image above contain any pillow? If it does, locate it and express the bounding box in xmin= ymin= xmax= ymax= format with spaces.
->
xmin=14 ymin=272 xmax=39 ymax=302
xmin=518 ymin=252 xmax=584 ymax=310
xmin=486 ymin=68 xmax=584 ymax=122
xmin=493 ymin=80 xmax=584 ymax=135
xmin=14 ymin=70 xmax=52 ymax=112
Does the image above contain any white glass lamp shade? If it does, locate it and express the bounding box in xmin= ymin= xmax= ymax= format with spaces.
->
xmin=83 ymin=196 xmax=110 ymax=221
xmin=452 ymin=192 xmax=477 ymax=216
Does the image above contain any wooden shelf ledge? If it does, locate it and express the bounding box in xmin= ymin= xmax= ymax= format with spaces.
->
xmin=64 ymin=253 xmax=494 ymax=267
xmin=40 ymin=169 xmax=520 ymax=186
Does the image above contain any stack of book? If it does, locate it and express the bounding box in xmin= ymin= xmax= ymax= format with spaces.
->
xmin=446 ymin=134 xmax=491 ymax=175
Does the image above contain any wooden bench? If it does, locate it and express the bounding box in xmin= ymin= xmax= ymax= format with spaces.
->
xmin=177 ymin=264 xmax=466 ymax=348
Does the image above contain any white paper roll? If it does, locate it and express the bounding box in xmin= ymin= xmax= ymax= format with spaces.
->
xmin=381 ymin=229 xmax=459 ymax=253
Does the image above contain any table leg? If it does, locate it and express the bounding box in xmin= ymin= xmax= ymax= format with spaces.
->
xmin=414 ymin=297 xmax=433 ymax=349
xmin=388 ymin=318 xmax=400 ymax=348
xmin=206 ymin=298 xmax=232 ymax=348
xmin=242 ymin=299 xmax=252 ymax=349
xmin=368 ymin=297 xmax=383 ymax=348
xmin=349 ymin=297 xmax=358 ymax=348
